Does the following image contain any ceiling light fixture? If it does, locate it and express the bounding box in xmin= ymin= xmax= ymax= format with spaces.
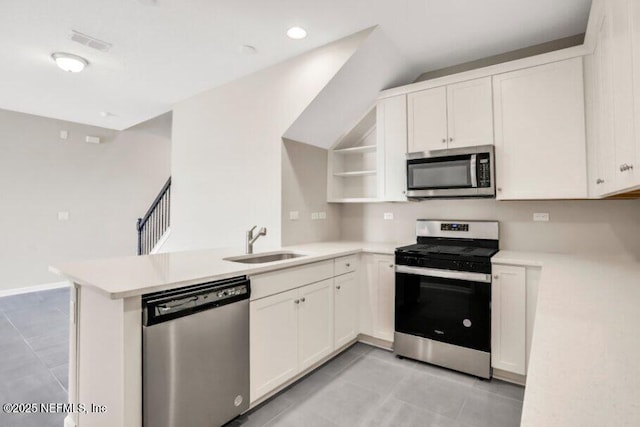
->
xmin=51 ymin=52 xmax=88 ymax=73
xmin=286 ymin=27 xmax=307 ymax=40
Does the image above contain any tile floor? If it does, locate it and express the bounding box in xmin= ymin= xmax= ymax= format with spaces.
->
xmin=233 ymin=343 xmax=524 ymax=427
xmin=0 ymin=287 xmax=70 ymax=427
xmin=0 ymin=288 xmax=523 ymax=427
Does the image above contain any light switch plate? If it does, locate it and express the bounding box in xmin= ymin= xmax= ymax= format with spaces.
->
xmin=289 ymin=211 xmax=299 ymax=220
xmin=384 ymin=212 xmax=394 ymax=220
xmin=318 ymin=212 xmax=326 ymax=220
xmin=533 ymin=213 xmax=550 ymax=222
xmin=58 ymin=211 xmax=70 ymax=221
xmin=311 ymin=212 xmax=319 ymax=220
xmin=60 ymin=130 xmax=68 ymax=140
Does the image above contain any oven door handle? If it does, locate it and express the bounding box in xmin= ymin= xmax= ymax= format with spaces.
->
xmin=395 ymin=265 xmax=491 ymax=283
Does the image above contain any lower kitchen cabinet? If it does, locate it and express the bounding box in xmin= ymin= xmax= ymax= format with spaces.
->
xmin=250 ymin=288 xmax=299 ymax=401
xmin=491 ymin=263 xmax=540 ymax=381
xmin=334 ymin=272 xmax=358 ymax=348
xmin=298 ymin=279 xmax=334 ymax=371
xmin=361 ymin=254 xmax=395 ymax=342
xmin=250 ymin=279 xmax=334 ymax=402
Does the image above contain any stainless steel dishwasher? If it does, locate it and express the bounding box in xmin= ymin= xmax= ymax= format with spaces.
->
xmin=142 ymin=276 xmax=250 ymax=427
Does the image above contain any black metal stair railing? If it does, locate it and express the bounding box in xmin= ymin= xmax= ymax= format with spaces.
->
xmin=137 ymin=177 xmax=171 ymax=255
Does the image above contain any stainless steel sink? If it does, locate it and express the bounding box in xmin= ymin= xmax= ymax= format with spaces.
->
xmin=224 ymin=251 xmax=307 ymax=264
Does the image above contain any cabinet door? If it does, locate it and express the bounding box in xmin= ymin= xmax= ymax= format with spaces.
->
xmin=377 ymin=95 xmax=408 ymax=201
xmin=373 ymin=255 xmax=395 ymax=342
xmin=298 ymin=279 xmax=334 ymax=371
xmin=632 ymin=0 xmax=640 ymax=182
xmin=334 ymin=272 xmax=358 ymax=349
xmin=408 ymin=87 xmax=448 ymax=153
xmin=250 ymin=288 xmax=299 ymax=401
xmin=493 ymin=58 xmax=587 ymax=199
xmin=611 ymin=0 xmax=639 ymax=188
xmin=592 ymin=12 xmax=617 ymax=196
xmin=491 ymin=265 xmax=526 ymax=375
xmin=446 ymin=77 xmax=494 ymax=148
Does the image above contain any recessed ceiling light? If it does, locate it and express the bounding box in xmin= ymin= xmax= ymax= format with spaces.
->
xmin=286 ymin=27 xmax=307 ymax=40
xmin=52 ymin=52 xmax=88 ymax=73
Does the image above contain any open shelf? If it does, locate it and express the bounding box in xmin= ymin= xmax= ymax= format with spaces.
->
xmin=333 ymin=144 xmax=377 ymax=155
xmin=333 ymin=170 xmax=377 ymax=177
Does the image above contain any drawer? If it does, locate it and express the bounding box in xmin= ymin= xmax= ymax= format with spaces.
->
xmin=334 ymin=255 xmax=358 ymax=276
xmin=250 ymin=260 xmax=334 ymax=300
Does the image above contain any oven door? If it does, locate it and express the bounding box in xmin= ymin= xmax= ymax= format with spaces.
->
xmin=395 ymin=265 xmax=491 ymax=352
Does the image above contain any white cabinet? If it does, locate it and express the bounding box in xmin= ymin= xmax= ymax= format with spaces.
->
xmin=377 ymin=95 xmax=408 ymax=201
xmin=334 ymin=272 xmax=358 ymax=348
xmin=491 ymin=263 xmax=541 ymax=380
xmin=250 ymin=288 xmax=299 ymax=400
xmin=328 ymin=96 xmax=407 ymax=203
xmin=493 ymin=58 xmax=587 ymax=200
xmin=298 ymin=279 xmax=334 ymax=371
xmin=446 ymin=77 xmax=495 ymax=148
xmin=491 ymin=265 xmax=526 ymax=375
xmin=250 ymin=279 xmax=334 ymax=402
xmin=586 ymin=0 xmax=640 ymax=197
xmin=408 ymin=77 xmax=493 ymax=153
xmin=361 ymin=254 xmax=395 ymax=342
xmin=408 ymin=86 xmax=448 ymax=152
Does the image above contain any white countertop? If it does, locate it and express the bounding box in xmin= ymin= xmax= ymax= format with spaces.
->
xmin=50 ymin=241 xmax=404 ymax=299
xmin=493 ymin=250 xmax=640 ymax=427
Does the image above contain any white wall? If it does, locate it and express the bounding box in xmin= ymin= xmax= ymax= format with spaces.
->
xmin=281 ymin=139 xmax=341 ymax=246
xmin=341 ymin=200 xmax=640 ymax=258
xmin=164 ymin=29 xmax=371 ymax=253
xmin=0 ymin=109 xmax=171 ymax=291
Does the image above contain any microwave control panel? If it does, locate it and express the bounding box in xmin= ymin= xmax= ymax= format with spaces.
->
xmin=477 ymin=153 xmax=492 ymax=188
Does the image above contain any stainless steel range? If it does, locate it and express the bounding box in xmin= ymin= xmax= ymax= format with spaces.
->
xmin=394 ymin=220 xmax=499 ymax=378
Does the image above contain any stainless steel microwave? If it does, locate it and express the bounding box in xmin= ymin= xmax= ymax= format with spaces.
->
xmin=406 ymin=145 xmax=495 ymax=199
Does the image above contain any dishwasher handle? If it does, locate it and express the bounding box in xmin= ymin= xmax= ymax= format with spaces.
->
xmin=142 ymin=276 xmax=250 ymax=326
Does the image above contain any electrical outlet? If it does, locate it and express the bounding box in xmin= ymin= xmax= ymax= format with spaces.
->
xmin=311 ymin=212 xmax=319 ymax=220
xmin=289 ymin=211 xmax=299 ymax=220
xmin=318 ymin=212 xmax=326 ymax=220
xmin=384 ymin=212 xmax=394 ymax=220
xmin=533 ymin=213 xmax=550 ymax=222
xmin=58 ymin=211 xmax=70 ymax=221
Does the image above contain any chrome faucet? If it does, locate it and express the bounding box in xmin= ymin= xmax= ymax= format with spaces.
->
xmin=245 ymin=226 xmax=267 ymax=254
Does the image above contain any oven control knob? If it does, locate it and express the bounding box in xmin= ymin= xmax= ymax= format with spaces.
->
xmin=463 ymin=319 xmax=472 ymax=328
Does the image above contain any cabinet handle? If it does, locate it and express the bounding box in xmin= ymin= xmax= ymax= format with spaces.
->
xmin=336 ymin=285 xmax=341 ymax=290
xmin=494 ymin=275 xmax=499 ymax=280
xmin=442 ymin=138 xmax=447 ymax=144
xmin=294 ymin=299 xmax=300 ymax=304
xmin=620 ymin=164 xmax=634 ymax=172
xmin=389 ymin=264 xmax=394 ymax=268
xmin=596 ymin=178 xmax=604 ymax=184
xmin=300 ymin=297 xmax=306 ymax=303
xmin=346 ymin=263 xmax=351 ymax=268
xmin=497 ymin=188 xmax=502 ymax=192
xmin=449 ymin=137 xmax=453 ymax=143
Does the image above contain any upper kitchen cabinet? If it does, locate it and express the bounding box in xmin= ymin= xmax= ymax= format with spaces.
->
xmin=584 ymin=0 xmax=640 ymax=197
xmin=408 ymin=77 xmax=494 ymax=153
xmin=327 ymin=95 xmax=407 ymax=203
xmin=493 ymin=58 xmax=588 ymax=200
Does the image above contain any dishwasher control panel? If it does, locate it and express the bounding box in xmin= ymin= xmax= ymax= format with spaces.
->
xmin=142 ymin=276 xmax=250 ymax=326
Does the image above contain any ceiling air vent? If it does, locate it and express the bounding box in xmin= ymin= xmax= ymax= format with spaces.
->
xmin=70 ymin=30 xmax=112 ymax=53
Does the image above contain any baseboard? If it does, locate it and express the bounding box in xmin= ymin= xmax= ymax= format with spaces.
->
xmin=492 ymin=367 xmax=526 ymax=386
xmin=357 ymin=333 xmax=393 ymax=350
xmin=0 ymin=281 xmax=70 ymax=298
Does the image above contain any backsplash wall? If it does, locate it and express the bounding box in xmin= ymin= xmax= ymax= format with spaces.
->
xmin=341 ymin=199 xmax=640 ymax=259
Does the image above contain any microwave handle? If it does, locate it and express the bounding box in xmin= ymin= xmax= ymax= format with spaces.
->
xmin=470 ymin=154 xmax=478 ymax=188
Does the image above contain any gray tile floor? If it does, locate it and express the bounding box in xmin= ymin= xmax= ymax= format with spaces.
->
xmin=233 ymin=343 xmax=524 ymax=427
xmin=0 ymin=289 xmax=523 ymax=427
xmin=0 ymin=287 xmax=70 ymax=427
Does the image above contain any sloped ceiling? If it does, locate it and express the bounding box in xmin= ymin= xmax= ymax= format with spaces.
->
xmin=0 ymin=0 xmax=591 ymax=130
